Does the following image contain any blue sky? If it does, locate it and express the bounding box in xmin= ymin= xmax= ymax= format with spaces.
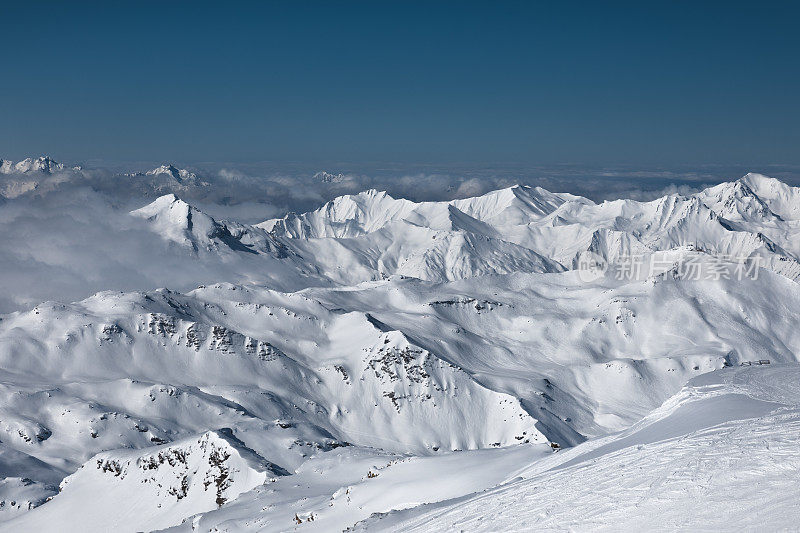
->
xmin=2 ymin=1 xmax=798 ymax=166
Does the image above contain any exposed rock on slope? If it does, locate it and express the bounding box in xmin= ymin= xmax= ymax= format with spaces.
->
xmin=6 ymin=430 xmax=284 ymax=532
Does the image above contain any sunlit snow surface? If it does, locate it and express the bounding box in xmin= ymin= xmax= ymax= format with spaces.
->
xmin=356 ymin=365 xmax=800 ymax=532
xmin=1 ymin=163 xmax=800 ymax=531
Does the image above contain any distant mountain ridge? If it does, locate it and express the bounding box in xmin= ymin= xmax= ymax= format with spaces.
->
xmin=247 ymin=173 xmax=800 ymax=283
xmin=0 ymin=156 xmax=69 ymax=174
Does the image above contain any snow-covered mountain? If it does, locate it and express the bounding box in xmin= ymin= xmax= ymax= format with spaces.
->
xmin=258 ymin=185 xmax=576 ymax=239
xmin=312 ymin=170 xmax=347 ymax=183
xmin=0 ymin=156 xmax=66 ymax=175
xmin=145 ymin=164 xmax=197 ymax=183
xmin=131 ymin=194 xmax=277 ymax=255
xmin=124 ymin=164 xmax=198 ymax=182
xmin=698 ymin=172 xmax=800 ymax=222
xmin=121 ymin=164 xmax=210 ymax=195
xmin=2 ymin=172 xmax=800 ymax=530
xmin=0 ymin=156 xmax=82 ymax=198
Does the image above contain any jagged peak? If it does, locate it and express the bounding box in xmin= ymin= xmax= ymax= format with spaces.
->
xmin=145 ymin=164 xmax=197 ymax=182
xmin=696 ymin=174 xmax=784 ymax=222
xmin=129 ymin=194 xmax=282 ymax=256
xmin=0 ymin=156 xmax=66 ymax=174
xmin=313 ymin=170 xmax=347 ymax=183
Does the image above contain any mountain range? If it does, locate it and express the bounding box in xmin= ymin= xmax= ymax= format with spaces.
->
xmin=1 ymin=166 xmax=800 ymax=530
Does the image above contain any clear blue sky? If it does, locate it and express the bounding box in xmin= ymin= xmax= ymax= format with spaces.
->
xmin=2 ymin=1 xmax=798 ymax=166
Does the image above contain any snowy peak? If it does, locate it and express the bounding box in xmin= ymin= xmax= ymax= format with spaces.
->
xmin=135 ymin=192 xmax=183 ymax=209
xmin=259 ymin=189 xmax=417 ymax=238
xmin=130 ymin=194 xmax=298 ymax=262
xmin=740 ymin=172 xmax=787 ymax=193
xmin=0 ymin=156 xmax=66 ymax=175
xmin=130 ymin=194 xmax=237 ymax=252
xmin=313 ymin=170 xmax=347 ymax=183
xmin=131 ymin=193 xmax=208 ymax=228
xmin=145 ymin=164 xmax=197 ymax=183
xmin=695 ymin=172 xmax=800 ymax=223
xmin=260 ymin=184 xmax=582 ymax=240
xmin=16 ymin=156 xmax=64 ymax=174
xmin=698 ymin=176 xmax=780 ymax=222
xmin=452 ymin=184 xmax=576 ymax=225
xmin=737 ymin=172 xmax=800 ymax=221
xmin=123 ymin=164 xmax=200 ymax=186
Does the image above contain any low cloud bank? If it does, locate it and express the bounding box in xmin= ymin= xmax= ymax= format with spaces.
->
xmin=0 ymin=187 xmax=286 ymax=313
xmin=5 ymin=159 xmax=799 ymax=223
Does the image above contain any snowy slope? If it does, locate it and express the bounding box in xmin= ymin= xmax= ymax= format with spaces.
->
xmin=357 ymin=364 xmax=800 ymax=532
